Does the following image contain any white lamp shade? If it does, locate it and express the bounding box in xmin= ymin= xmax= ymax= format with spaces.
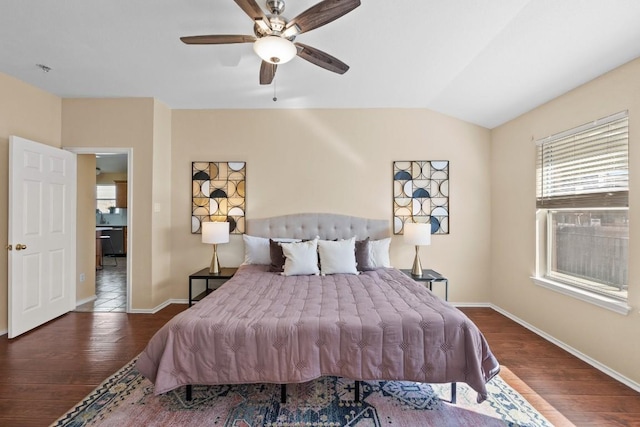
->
xmin=403 ymin=222 xmax=431 ymax=246
xmin=253 ymin=36 xmax=297 ymax=64
xmin=201 ymin=221 xmax=230 ymax=244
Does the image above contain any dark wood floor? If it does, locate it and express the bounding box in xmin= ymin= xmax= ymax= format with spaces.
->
xmin=1 ymin=306 xmax=639 ymax=426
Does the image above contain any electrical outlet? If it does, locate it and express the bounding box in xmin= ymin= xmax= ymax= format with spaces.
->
xmin=80 ymin=273 xmax=86 ymax=282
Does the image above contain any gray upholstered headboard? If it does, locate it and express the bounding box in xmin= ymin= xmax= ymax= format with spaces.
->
xmin=247 ymin=213 xmax=390 ymax=240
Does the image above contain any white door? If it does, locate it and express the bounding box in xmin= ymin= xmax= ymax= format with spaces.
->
xmin=8 ymin=136 xmax=76 ymax=338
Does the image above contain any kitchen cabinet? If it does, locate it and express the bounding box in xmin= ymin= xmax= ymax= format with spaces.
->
xmin=101 ymin=227 xmax=126 ymax=255
xmin=115 ymin=180 xmax=127 ymax=208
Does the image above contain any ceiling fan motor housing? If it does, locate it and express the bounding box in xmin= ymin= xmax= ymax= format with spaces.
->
xmin=267 ymin=0 xmax=286 ymax=15
xmin=269 ymin=16 xmax=287 ymax=33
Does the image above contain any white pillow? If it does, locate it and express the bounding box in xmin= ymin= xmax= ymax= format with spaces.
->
xmin=242 ymin=235 xmax=300 ymax=265
xmin=318 ymin=237 xmax=358 ymax=275
xmin=369 ymin=237 xmax=392 ymax=268
xmin=281 ymin=238 xmax=320 ymax=276
xmin=242 ymin=235 xmax=271 ymax=265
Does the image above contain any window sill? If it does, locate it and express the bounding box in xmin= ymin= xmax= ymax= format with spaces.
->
xmin=531 ymin=276 xmax=632 ymax=315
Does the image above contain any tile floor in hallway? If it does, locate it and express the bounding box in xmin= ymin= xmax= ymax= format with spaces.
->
xmin=76 ymin=255 xmax=127 ymax=312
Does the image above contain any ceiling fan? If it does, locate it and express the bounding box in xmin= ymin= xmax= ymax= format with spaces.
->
xmin=180 ymin=0 xmax=361 ymax=85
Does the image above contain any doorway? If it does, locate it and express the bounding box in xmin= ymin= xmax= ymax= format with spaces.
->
xmin=78 ymin=254 xmax=127 ymax=312
xmin=67 ymin=147 xmax=132 ymax=313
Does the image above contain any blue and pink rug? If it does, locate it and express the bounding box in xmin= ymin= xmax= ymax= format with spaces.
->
xmin=52 ymin=358 xmax=552 ymax=426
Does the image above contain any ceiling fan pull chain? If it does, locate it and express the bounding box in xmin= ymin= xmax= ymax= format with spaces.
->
xmin=273 ymin=79 xmax=278 ymax=102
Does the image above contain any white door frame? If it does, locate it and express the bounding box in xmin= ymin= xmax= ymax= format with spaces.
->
xmin=66 ymin=147 xmax=133 ymax=313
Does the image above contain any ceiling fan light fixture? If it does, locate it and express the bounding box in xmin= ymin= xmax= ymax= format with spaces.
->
xmin=253 ymin=36 xmax=297 ymax=64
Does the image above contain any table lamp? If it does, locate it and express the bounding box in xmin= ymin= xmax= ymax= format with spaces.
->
xmin=403 ymin=222 xmax=431 ymax=277
xmin=201 ymin=221 xmax=230 ymax=274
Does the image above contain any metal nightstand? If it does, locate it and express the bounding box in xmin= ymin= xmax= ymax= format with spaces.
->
xmin=188 ymin=267 xmax=237 ymax=306
xmin=401 ymin=269 xmax=449 ymax=301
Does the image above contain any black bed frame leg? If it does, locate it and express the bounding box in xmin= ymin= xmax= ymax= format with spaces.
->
xmin=280 ymin=384 xmax=287 ymax=403
xmin=186 ymin=384 xmax=193 ymax=401
xmin=450 ymin=382 xmax=456 ymax=404
xmin=354 ymin=380 xmax=361 ymax=402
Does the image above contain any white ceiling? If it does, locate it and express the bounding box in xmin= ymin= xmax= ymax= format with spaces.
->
xmin=96 ymin=154 xmax=128 ymax=174
xmin=2 ymin=0 xmax=640 ymax=129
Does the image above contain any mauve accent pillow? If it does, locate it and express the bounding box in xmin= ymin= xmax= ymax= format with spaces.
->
xmin=269 ymin=239 xmax=287 ymax=272
xmin=355 ymin=238 xmax=376 ymax=271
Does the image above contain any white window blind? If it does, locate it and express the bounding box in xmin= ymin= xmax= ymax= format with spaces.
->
xmin=96 ymin=185 xmax=116 ymax=200
xmin=536 ymin=111 xmax=629 ymax=209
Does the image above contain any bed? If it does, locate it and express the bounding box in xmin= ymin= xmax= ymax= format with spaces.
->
xmin=136 ymin=213 xmax=500 ymax=403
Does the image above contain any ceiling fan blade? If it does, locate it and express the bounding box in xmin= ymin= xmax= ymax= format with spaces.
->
xmin=180 ymin=35 xmax=256 ymax=45
xmin=287 ymin=0 xmax=361 ymax=35
xmin=295 ymin=43 xmax=349 ymax=74
xmin=233 ymin=0 xmax=268 ymax=23
xmin=260 ymin=61 xmax=278 ymax=85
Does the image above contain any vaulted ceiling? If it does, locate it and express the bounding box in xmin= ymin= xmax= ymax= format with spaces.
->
xmin=2 ymin=0 xmax=640 ymax=128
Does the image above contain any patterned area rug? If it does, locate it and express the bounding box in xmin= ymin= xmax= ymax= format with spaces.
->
xmin=52 ymin=358 xmax=552 ymax=427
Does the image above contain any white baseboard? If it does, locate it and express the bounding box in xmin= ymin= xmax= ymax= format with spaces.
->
xmin=452 ymin=302 xmax=491 ymax=308
xmin=75 ymin=295 xmax=97 ymax=307
xmin=490 ymin=304 xmax=640 ymax=393
xmin=0 ymin=328 xmax=6 ymax=336
xmin=128 ymin=299 xmax=188 ymax=314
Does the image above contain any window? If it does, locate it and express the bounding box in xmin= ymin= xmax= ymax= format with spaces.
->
xmin=96 ymin=184 xmax=117 ymax=214
xmin=534 ymin=111 xmax=630 ymax=312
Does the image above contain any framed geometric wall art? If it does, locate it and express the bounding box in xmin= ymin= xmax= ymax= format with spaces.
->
xmin=393 ymin=160 xmax=449 ymax=235
xmin=192 ymin=161 xmax=246 ymax=234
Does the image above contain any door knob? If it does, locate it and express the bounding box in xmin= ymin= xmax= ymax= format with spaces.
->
xmin=15 ymin=244 xmax=27 ymax=251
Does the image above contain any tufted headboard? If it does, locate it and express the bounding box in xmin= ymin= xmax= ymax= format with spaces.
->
xmin=246 ymin=213 xmax=390 ymax=241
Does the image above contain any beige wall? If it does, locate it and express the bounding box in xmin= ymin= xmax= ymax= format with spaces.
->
xmin=491 ymin=57 xmax=640 ymax=384
xmin=76 ymin=154 xmax=97 ymax=302
xmin=0 ymin=72 xmax=62 ymax=333
xmin=62 ymin=98 xmax=156 ymax=310
xmin=2 ymin=88 xmax=492 ymax=323
xmin=97 ymin=172 xmax=127 ymax=185
xmin=170 ymin=109 xmax=492 ymax=303
xmin=150 ymin=100 xmax=173 ymax=305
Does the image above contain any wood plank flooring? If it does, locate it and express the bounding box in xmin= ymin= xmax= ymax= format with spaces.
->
xmin=0 ymin=304 xmax=186 ymax=426
xmin=0 ymin=306 xmax=638 ymax=426
xmin=464 ymin=308 xmax=640 ymax=426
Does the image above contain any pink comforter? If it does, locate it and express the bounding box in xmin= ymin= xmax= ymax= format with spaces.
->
xmin=137 ymin=265 xmax=499 ymax=401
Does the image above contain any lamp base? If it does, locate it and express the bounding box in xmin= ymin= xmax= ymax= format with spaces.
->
xmin=411 ymin=245 xmax=422 ymax=277
xmin=209 ymin=244 xmax=221 ymax=274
